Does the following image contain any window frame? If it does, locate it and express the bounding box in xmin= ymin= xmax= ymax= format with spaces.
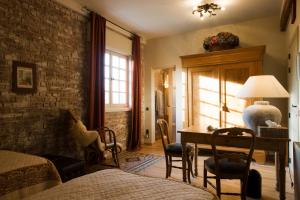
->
xmin=105 ymin=50 xmax=132 ymax=112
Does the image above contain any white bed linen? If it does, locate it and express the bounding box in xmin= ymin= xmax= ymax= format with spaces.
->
xmin=27 ymin=169 xmax=217 ymax=200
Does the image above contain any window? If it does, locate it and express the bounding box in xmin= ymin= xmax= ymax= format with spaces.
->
xmin=105 ymin=50 xmax=132 ymax=111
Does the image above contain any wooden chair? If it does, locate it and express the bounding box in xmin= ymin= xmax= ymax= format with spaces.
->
xmin=203 ymin=127 xmax=256 ymax=200
xmin=157 ymin=119 xmax=194 ymax=183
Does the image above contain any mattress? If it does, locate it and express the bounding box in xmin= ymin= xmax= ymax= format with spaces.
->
xmin=0 ymin=150 xmax=61 ymax=200
xmin=26 ymin=169 xmax=218 ymax=200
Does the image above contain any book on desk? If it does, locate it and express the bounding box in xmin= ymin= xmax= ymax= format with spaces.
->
xmin=257 ymin=126 xmax=289 ymax=165
xmin=257 ymin=126 xmax=288 ymax=138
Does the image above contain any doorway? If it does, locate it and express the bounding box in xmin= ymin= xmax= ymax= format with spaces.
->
xmin=288 ymin=30 xmax=300 ymax=167
xmin=154 ymin=67 xmax=176 ymax=143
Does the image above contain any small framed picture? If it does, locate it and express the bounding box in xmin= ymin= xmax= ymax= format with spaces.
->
xmin=12 ymin=61 xmax=37 ymax=94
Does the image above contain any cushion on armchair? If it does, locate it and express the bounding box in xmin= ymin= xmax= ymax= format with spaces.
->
xmin=96 ymin=136 xmax=106 ymax=152
xmin=70 ymin=120 xmax=104 ymax=150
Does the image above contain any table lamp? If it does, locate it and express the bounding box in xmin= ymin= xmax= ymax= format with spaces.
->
xmin=236 ymin=75 xmax=289 ymax=132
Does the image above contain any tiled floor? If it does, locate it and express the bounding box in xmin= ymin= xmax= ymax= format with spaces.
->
xmin=137 ymin=141 xmax=294 ymax=200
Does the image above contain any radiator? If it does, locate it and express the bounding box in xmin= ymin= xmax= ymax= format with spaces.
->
xmin=294 ymin=142 xmax=300 ymax=200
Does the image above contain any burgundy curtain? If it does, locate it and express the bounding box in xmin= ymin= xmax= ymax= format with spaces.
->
xmin=88 ymin=12 xmax=106 ymax=130
xmin=127 ymin=34 xmax=141 ymax=150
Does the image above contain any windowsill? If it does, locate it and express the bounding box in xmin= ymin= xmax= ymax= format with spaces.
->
xmin=105 ymin=107 xmax=131 ymax=113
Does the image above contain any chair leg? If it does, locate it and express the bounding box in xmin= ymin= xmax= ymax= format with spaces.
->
xmin=216 ymin=178 xmax=221 ymax=199
xmin=165 ymin=155 xmax=169 ymax=178
xmin=190 ymin=155 xmax=195 ymax=178
xmin=187 ymin=156 xmax=194 ymax=183
xmin=111 ymin=149 xmax=116 ymax=165
xmin=168 ymin=156 xmax=172 ymax=177
xmin=187 ymin=158 xmax=191 ymax=184
xmin=240 ymin=179 xmax=246 ymax=200
xmin=113 ymin=148 xmax=120 ymax=167
xmin=203 ymin=168 xmax=207 ymax=188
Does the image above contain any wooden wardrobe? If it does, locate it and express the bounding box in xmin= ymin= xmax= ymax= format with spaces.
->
xmin=181 ymin=46 xmax=265 ymax=129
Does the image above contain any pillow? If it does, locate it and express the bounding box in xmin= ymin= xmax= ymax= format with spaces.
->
xmin=96 ymin=136 xmax=105 ymax=152
xmin=70 ymin=120 xmax=98 ymax=147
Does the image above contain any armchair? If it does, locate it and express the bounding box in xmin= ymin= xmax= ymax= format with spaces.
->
xmin=68 ymin=110 xmax=120 ymax=167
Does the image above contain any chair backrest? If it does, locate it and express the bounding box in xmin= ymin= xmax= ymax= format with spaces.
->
xmin=157 ymin=119 xmax=170 ymax=152
xmin=211 ymin=127 xmax=256 ymax=177
xmin=98 ymin=127 xmax=116 ymax=147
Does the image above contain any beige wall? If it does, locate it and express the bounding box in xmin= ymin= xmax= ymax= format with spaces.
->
xmin=144 ymin=15 xmax=288 ymax=126
xmin=106 ymin=28 xmax=132 ymax=56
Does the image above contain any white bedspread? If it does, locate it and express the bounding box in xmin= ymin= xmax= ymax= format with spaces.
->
xmin=27 ymin=169 xmax=217 ymax=200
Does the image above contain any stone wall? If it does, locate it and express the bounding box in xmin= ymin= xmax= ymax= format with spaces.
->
xmin=105 ymin=112 xmax=131 ymax=149
xmin=0 ymin=0 xmax=89 ymax=158
xmin=0 ymin=0 xmax=133 ymax=158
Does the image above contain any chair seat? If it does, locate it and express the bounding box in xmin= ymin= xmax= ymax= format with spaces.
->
xmin=204 ymin=157 xmax=247 ymax=175
xmin=165 ymin=143 xmax=194 ymax=155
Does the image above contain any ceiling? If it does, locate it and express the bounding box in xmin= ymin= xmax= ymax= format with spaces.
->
xmin=70 ymin=0 xmax=283 ymax=40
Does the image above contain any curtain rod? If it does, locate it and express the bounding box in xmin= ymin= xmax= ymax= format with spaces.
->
xmin=82 ymin=6 xmax=135 ymax=37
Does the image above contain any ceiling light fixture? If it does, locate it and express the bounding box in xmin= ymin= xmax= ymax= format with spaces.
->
xmin=192 ymin=3 xmax=225 ymax=20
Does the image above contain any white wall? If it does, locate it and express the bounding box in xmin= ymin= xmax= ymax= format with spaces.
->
xmin=286 ymin=2 xmax=300 ymax=167
xmin=144 ymin=15 xmax=288 ymax=141
xmin=143 ymin=65 xmax=155 ymax=143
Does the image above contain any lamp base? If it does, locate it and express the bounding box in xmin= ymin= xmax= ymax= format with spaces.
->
xmin=243 ymin=101 xmax=282 ymax=133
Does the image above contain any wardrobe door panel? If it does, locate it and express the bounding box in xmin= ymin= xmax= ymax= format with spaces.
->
xmin=190 ymin=67 xmax=220 ymax=130
xmin=221 ymin=62 xmax=256 ymax=127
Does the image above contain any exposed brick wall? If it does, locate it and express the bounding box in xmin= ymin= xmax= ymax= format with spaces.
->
xmin=105 ymin=112 xmax=131 ymax=149
xmin=0 ymin=0 xmax=89 ymax=158
xmin=0 ymin=0 xmax=134 ymax=158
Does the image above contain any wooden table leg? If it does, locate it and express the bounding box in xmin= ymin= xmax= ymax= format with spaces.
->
xmin=278 ymin=143 xmax=287 ymax=200
xmin=182 ymin=141 xmax=187 ymax=182
xmin=275 ymin=152 xmax=279 ymax=191
xmin=194 ymin=144 xmax=198 ymax=176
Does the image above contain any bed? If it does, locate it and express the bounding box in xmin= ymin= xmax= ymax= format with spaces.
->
xmin=26 ymin=169 xmax=218 ymax=200
xmin=0 ymin=150 xmax=62 ymax=200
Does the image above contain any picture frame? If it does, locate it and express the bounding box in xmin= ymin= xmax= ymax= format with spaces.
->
xmin=12 ymin=61 xmax=37 ymax=94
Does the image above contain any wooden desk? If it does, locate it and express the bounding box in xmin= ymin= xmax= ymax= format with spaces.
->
xmin=179 ymin=126 xmax=290 ymax=200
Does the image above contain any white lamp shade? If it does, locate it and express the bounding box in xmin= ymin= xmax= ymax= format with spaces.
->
xmin=236 ymin=75 xmax=289 ymax=98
